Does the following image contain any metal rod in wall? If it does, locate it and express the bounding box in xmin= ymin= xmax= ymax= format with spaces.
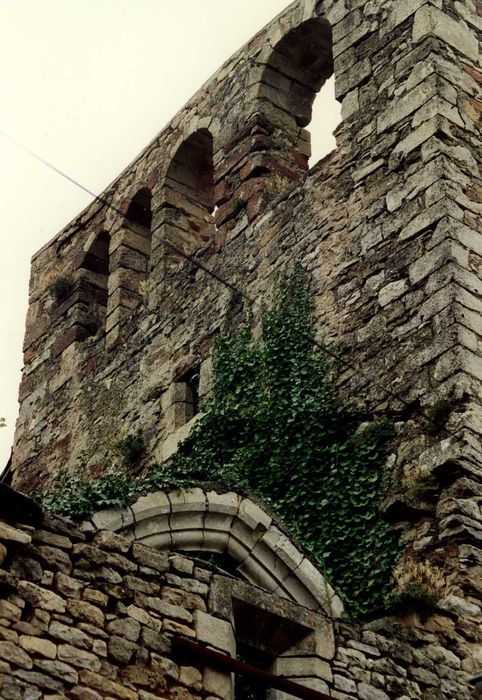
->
xmin=173 ymin=637 xmax=333 ymax=700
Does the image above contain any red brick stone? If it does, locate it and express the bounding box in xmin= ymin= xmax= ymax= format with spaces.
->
xmin=52 ymin=325 xmax=89 ymax=358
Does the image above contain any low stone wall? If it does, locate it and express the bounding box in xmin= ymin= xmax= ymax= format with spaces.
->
xmin=0 ymin=485 xmax=338 ymax=700
xmin=0 ymin=485 xmax=480 ymax=699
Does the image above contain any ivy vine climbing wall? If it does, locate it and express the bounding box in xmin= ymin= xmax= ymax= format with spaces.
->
xmin=170 ymin=264 xmax=401 ymax=619
xmin=38 ymin=264 xmax=400 ymax=620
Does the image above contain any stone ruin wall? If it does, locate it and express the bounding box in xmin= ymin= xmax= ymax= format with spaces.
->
xmin=4 ymin=0 xmax=482 ymax=698
xmin=0 ymin=484 xmax=479 ymax=700
xmin=12 ymin=0 xmax=482 ymax=495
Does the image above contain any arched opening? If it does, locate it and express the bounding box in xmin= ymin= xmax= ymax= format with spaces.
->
xmin=220 ymin=18 xmax=337 ymax=224
xmin=119 ymin=186 xmax=152 ymax=284
xmin=158 ymin=129 xmax=215 ymax=266
xmin=125 ymin=187 xmax=152 ymax=230
xmin=105 ymin=187 xmax=152 ymax=348
xmin=263 ymin=19 xmax=333 ymax=129
xmin=76 ymin=231 xmax=110 ymax=338
xmin=257 ymin=18 xmax=337 ymax=175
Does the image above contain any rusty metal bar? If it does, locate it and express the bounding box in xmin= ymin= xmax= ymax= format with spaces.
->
xmin=173 ymin=637 xmax=332 ymax=700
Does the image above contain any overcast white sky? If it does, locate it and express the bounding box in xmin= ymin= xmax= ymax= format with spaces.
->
xmin=0 ymin=0 xmax=341 ymax=470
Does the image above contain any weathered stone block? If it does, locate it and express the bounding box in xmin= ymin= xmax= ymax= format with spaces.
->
xmin=0 ymin=522 xmax=31 ymax=545
xmin=19 ymin=635 xmax=56 ymax=659
xmin=413 ymin=5 xmax=479 ymax=61
xmin=0 ymin=641 xmax=33 ymax=669
xmin=194 ymin=611 xmax=235 ymax=655
xmin=66 ymin=599 xmax=105 ymax=628
xmin=18 ymin=581 xmax=65 ymax=613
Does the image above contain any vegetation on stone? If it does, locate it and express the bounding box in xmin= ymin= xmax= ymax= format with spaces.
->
xmin=168 ymin=263 xmax=401 ymax=620
xmin=385 ymin=560 xmax=447 ymax=617
xmin=115 ymin=431 xmax=146 ymax=467
xmin=37 ymin=264 xmax=400 ymax=620
xmin=48 ymin=276 xmax=74 ymax=302
xmin=37 ymin=472 xmax=139 ymax=518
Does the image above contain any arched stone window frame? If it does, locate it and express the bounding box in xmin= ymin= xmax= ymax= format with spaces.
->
xmin=82 ymin=487 xmax=343 ymax=617
xmin=105 ymin=186 xmax=153 ymax=347
xmin=151 ymin=126 xmax=216 ymax=273
xmin=83 ymin=487 xmax=341 ymax=699
xmin=53 ymin=229 xmax=111 ymax=346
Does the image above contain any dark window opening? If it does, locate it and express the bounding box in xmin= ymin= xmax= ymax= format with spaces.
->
xmin=125 ymin=187 xmax=152 ymax=229
xmin=74 ymin=231 xmax=111 ymax=339
xmin=232 ymin=598 xmax=308 ymax=659
xmin=180 ymin=366 xmax=200 ymax=421
xmin=161 ymin=129 xmax=215 ymax=262
xmin=235 ymin=644 xmax=273 ymax=700
xmin=188 ymin=551 xmax=244 ymax=579
xmin=170 ymin=366 xmax=201 ymax=430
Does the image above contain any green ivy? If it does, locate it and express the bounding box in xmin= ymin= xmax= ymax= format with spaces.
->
xmin=115 ymin=431 xmax=145 ymax=467
xmin=36 ymin=263 xmax=400 ymax=620
xmin=37 ymin=472 xmax=139 ymax=519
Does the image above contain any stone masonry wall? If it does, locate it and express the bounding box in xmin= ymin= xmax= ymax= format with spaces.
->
xmin=6 ymin=0 xmax=482 ymax=698
xmin=0 ymin=485 xmax=480 ymax=699
xmin=11 ymin=0 xmax=482 ymax=506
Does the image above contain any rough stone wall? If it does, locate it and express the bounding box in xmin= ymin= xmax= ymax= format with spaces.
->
xmin=0 ymin=487 xmax=338 ymax=700
xmin=0 ymin=487 xmax=480 ymax=700
xmin=6 ymin=0 xmax=482 ymax=698
xmin=0 ymin=499 xmax=216 ymax=700
xmin=12 ymin=0 xmax=482 ymax=502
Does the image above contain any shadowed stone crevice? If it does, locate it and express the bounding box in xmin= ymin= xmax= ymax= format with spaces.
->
xmin=0 ymin=483 xmax=43 ymax=527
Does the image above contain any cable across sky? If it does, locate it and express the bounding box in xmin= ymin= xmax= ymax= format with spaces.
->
xmin=0 ymin=128 xmax=462 ymax=442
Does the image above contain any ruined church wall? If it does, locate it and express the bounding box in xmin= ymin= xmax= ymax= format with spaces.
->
xmin=12 ymin=0 xmax=482 ymax=509
xmin=6 ymin=2 xmax=482 ymax=696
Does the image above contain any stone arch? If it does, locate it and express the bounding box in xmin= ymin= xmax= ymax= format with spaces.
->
xmin=125 ymin=186 xmax=153 ymax=230
xmin=214 ymin=16 xmax=335 ymax=227
xmin=257 ymin=17 xmax=334 ymax=174
xmin=83 ymin=487 xmax=343 ymax=618
xmin=261 ymin=19 xmax=333 ymax=126
xmin=63 ymin=230 xmax=111 ymax=341
xmin=105 ymin=187 xmax=153 ymax=347
xmin=153 ymin=129 xmax=215 ymax=268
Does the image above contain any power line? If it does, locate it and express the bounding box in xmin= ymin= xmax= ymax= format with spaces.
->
xmin=1 ymin=128 xmax=462 ymax=440
xmin=0 ymin=129 xmax=243 ymax=297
